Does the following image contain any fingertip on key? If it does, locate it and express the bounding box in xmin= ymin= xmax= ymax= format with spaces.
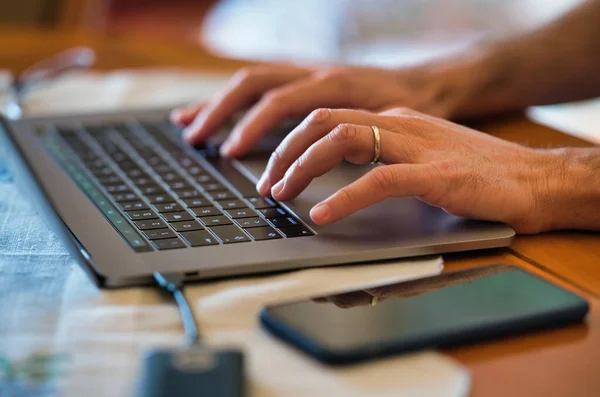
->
xmin=256 ymin=174 xmax=270 ymax=196
xmin=271 ymin=180 xmax=285 ymax=199
xmin=169 ymin=109 xmax=184 ymax=125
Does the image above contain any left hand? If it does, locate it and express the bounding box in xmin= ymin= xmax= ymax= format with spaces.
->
xmin=256 ymin=107 xmax=564 ymax=234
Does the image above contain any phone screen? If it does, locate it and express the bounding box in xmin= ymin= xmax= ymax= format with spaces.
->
xmin=263 ymin=265 xmax=587 ymax=353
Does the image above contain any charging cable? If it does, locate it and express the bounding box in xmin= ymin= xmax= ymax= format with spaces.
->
xmin=153 ymin=272 xmax=201 ymax=346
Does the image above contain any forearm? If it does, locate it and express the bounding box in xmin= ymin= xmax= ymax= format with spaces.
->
xmin=420 ymin=0 xmax=600 ymax=119
xmin=540 ymin=147 xmax=600 ymax=231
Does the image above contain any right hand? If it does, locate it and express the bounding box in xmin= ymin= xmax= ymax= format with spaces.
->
xmin=171 ymin=64 xmax=458 ymax=158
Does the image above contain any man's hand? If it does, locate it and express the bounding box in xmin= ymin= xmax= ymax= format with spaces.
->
xmin=171 ymin=64 xmax=459 ymax=158
xmin=257 ymin=107 xmax=576 ymax=234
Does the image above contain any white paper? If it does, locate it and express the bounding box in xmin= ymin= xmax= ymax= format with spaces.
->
xmin=527 ymin=98 xmax=600 ymax=144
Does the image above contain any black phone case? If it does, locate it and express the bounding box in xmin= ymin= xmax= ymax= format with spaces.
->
xmin=260 ymin=265 xmax=589 ymax=365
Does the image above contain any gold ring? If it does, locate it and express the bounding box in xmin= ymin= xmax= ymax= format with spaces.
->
xmin=371 ymin=126 xmax=381 ymax=164
xmin=370 ymin=296 xmax=378 ymax=306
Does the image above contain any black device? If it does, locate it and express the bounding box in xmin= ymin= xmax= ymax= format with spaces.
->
xmin=260 ymin=264 xmax=589 ymax=365
xmin=137 ymin=347 xmax=245 ymax=397
xmin=136 ymin=273 xmax=246 ymax=397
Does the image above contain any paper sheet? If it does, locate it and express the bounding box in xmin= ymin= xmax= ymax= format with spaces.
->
xmin=527 ymin=99 xmax=600 ymax=145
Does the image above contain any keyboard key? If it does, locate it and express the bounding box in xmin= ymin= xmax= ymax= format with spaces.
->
xmin=246 ymin=196 xmax=276 ymax=209
xmin=207 ymin=190 xmax=237 ymax=200
xmin=126 ymin=168 xmax=145 ymax=178
xmin=147 ymin=193 xmax=173 ymax=204
xmin=105 ymin=184 xmax=129 ymax=193
xmin=162 ymin=211 xmax=194 ymax=222
xmin=177 ymin=155 xmax=195 ymax=168
xmin=182 ymin=197 xmax=210 ymax=208
xmin=98 ymin=175 xmax=122 ymax=185
xmin=224 ymin=208 xmax=256 ymax=219
xmin=194 ymin=174 xmax=215 ymax=184
xmin=216 ymin=199 xmax=246 ymax=210
xmin=119 ymin=201 xmax=149 ymax=211
xmin=139 ymin=185 xmax=164 ymax=195
xmin=189 ymin=206 xmax=221 ymax=217
xmin=112 ymin=192 xmax=139 ymax=202
xmin=201 ymin=182 xmax=225 ymax=192
xmin=92 ymin=166 xmax=114 ymax=177
xmin=246 ymin=226 xmax=282 ymax=240
xmin=145 ymin=155 xmax=164 ymax=166
xmin=152 ymin=238 xmax=187 ymax=250
xmin=170 ymin=220 xmax=204 ymax=232
xmin=159 ymin=172 xmax=180 ymax=181
xmin=209 ymin=225 xmax=249 ymax=244
xmin=175 ymin=189 xmax=200 ymax=199
xmin=126 ymin=210 xmax=158 ymax=220
xmin=257 ymin=207 xmax=288 ymax=218
xmin=134 ymin=219 xmax=168 ymax=230
xmin=110 ymin=151 xmax=128 ymax=163
xmin=154 ymin=203 xmax=182 ymax=213
xmin=199 ymin=215 xmax=233 ymax=227
xmin=204 ymin=156 xmax=258 ymax=196
xmin=142 ymin=228 xmax=177 ymax=240
xmin=236 ymin=217 xmax=269 ymax=228
xmin=186 ymin=165 xmax=204 ymax=175
xmin=118 ymin=161 xmax=139 ymax=171
xmin=154 ymin=164 xmax=172 ymax=174
xmin=270 ymin=217 xmax=300 ymax=228
xmin=168 ymin=180 xmax=191 ymax=190
xmin=180 ymin=230 xmax=219 ymax=247
xmin=131 ymin=177 xmax=154 ymax=186
xmin=279 ymin=226 xmax=313 ymax=238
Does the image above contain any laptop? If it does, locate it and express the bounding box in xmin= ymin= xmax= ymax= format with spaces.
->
xmin=0 ymin=109 xmax=515 ymax=287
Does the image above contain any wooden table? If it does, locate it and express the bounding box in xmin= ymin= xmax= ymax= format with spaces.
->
xmin=2 ymin=28 xmax=599 ymax=396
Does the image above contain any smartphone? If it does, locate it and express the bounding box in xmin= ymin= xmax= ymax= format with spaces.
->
xmin=260 ymin=264 xmax=589 ymax=365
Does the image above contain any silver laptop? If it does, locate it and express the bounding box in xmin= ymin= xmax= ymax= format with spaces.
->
xmin=0 ymin=109 xmax=514 ymax=287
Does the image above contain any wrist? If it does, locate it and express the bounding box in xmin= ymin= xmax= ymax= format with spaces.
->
xmin=534 ymin=148 xmax=600 ymax=232
xmin=411 ymin=41 xmax=521 ymax=120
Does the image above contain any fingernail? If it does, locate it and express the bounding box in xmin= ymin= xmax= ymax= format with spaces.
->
xmin=220 ymin=141 xmax=234 ymax=157
xmin=310 ymin=203 xmax=330 ymax=223
xmin=183 ymin=127 xmax=195 ymax=141
xmin=169 ymin=109 xmax=182 ymax=123
xmin=271 ymin=180 xmax=285 ymax=198
xmin=256 ymin=173 xmax=269 ymax=194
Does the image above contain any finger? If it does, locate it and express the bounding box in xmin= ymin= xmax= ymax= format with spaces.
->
xmin=183 ymin=67 xmax=310 ymax=145
xmin=271 ymin=124 xmax=413 ymax=201
xmin=310 ymin=164 xmax=435 ymax=225
xmin=257 ymin=108 xmax=392 ymax=196
xmin=220 ymin=74 xmax=357 ymax=158
xmin=170 ymin=102 xmax=204 ymax=126
xmin=323 ymin=291 xmax=374 ymax=308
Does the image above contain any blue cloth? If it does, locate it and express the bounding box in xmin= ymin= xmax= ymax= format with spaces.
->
xmin=0 ymin=142 xmax=75 ymax=336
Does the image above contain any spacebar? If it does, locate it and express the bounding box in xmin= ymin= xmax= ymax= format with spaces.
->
xmin=204 ymin=156 xmax=258 ymax=197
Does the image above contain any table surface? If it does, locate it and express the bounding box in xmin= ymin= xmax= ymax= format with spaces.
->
xmin=2 ymin=27 xmax=599 ymax=397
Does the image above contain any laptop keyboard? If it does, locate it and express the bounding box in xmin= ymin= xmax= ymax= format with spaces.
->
xmin=40 ymin=120 xmax=313 ymax=252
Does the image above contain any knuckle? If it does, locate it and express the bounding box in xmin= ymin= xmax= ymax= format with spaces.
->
xmin=262 ymin=89 xmax=287 ymax=106
xmin=369 ymin=167 xmax=398 ymax=191
xmin=314 ymin=67 xmax=347 ymax=81
xmin=335 ymin=186 xmax=355 ymax=204
xmin=396 ymin=115 xmax=427 ymax=134
xmin=329 ymin=123 xmax=360 ymax=143
xmin=233 ymin=67 xmax=257 ymax=82
xmin=391 ymin=106 xmax=414 ymax=115
xmin=293 ymin=152 xmax=310 ymax=172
